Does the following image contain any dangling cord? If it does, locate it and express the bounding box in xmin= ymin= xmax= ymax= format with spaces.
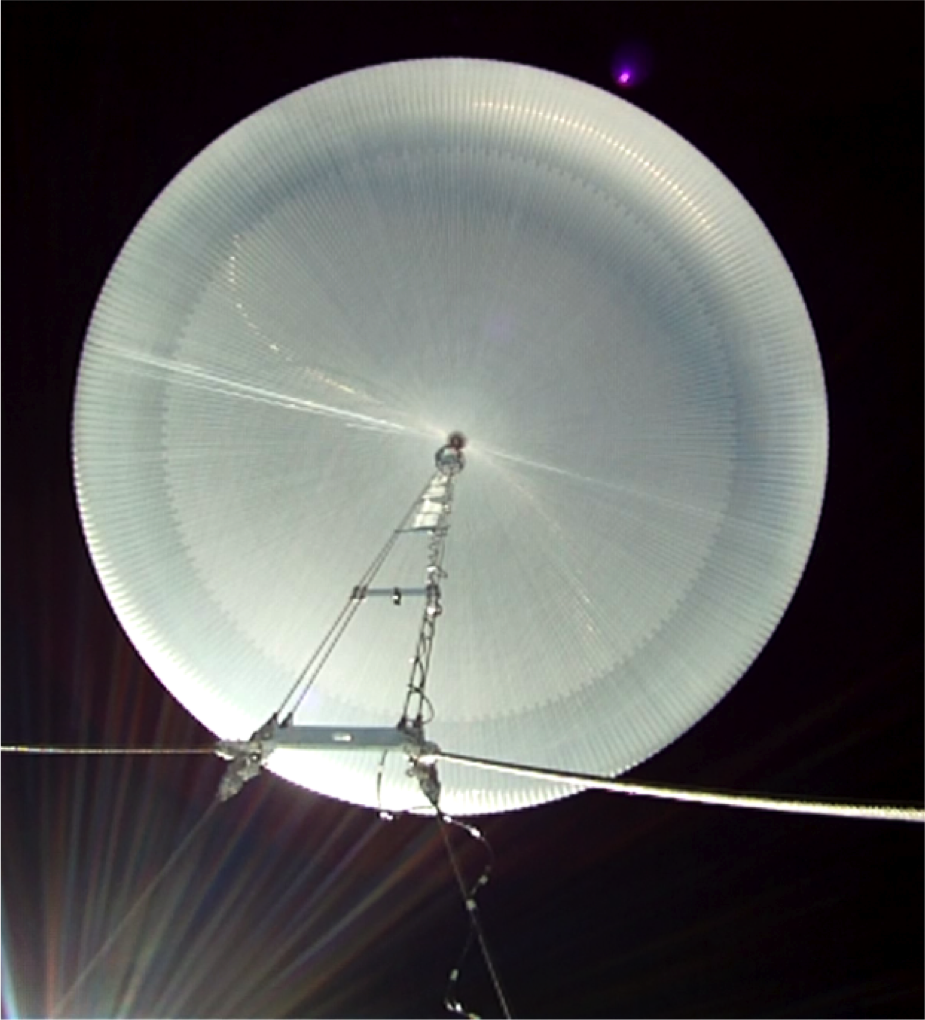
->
xmin=436 ymin=811 xmax=512 ymax=1019
xmin=439 ymin=816 xmax=499 ymax=1019
xmin=375 ymin=748 xmax=393 ymax=819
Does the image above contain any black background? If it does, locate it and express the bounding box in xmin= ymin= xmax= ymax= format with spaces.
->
xmin=4 ymin=5 xmax=922 ymax=1018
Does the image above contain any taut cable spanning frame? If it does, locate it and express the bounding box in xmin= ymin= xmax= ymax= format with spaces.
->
xmin=0 ymin=745 xmax=217 ymax=755
xmin=418 ymin=750 xmax=925 ymax=824
xmin=5 ymin=742 xmax=920 ymax=823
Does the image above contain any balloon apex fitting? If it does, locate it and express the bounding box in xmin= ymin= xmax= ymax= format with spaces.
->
xmin=435 ymin=433 xmax=467 ymax=475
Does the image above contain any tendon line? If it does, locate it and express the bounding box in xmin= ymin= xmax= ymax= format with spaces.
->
xmin=51 ymin=802 xmax=219 ymax=1018
xmin=92 ymin=344 xmax=418 ymax=436
xmin=425 ymin=751 xmax=925 ymax=824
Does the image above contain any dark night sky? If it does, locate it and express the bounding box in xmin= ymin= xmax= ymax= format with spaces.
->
xmin=3 ymin=5 xmax=923 ymax=1019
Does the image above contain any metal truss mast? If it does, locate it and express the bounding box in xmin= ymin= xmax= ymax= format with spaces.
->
xmin=214 ymin=432 xmax=467 ymax=804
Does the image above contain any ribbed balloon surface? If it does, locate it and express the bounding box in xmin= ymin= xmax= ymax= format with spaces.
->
xmin=73 ymin=60 xmax=827 ymax=815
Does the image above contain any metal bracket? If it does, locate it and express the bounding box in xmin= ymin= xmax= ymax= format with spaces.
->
xmin=214 ymin=715 xmax=439 ymax=802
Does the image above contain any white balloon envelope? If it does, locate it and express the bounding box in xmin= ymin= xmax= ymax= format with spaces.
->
xmin=73 ymin=59 xmax=828 ymax=816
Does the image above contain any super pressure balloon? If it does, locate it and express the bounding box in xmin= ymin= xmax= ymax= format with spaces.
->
xmin=73 ymin=60 xmax=827 ymax=816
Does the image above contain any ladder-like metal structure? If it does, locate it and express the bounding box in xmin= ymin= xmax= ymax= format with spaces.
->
xmin=214 ymin=433 xmax=467 ymax=803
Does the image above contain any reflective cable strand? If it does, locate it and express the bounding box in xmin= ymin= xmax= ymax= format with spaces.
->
xmin=426 ymin=751 xmax=925 ymax=824
xmin=0 ymin=745 xmax=217 ymax=755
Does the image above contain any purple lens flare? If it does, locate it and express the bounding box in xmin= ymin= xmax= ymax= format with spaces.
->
xmin=610 ymin=43 xmax=652 ymax=89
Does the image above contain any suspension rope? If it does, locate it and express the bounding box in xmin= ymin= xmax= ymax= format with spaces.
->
xmin=276 ymin=471 xmax=444 ymax=722
xmin=1 ymin=745 xmax=217 ymax=755
xmin=424 ymin=750 xmax=925 ymax=824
